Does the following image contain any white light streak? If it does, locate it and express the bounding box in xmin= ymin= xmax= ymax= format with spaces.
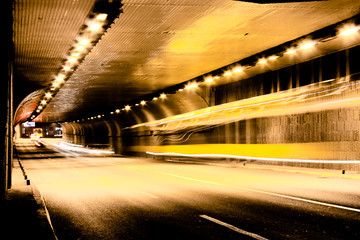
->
xmin=146 ymin=151 xmax=360 ymax=164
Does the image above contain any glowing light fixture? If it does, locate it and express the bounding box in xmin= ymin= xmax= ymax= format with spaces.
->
xmin=115 ymin=109 xmax=120 ymax=113
xmin=90 ymin=23 xmax=101 ymax=31
xmin=223 ymin=71 xmax=232 ymax=76
xmin=96 ymin=14 xmax=108 ymax=21
xmin=125 ymin=105 xmax=131 ymax=111
xmin=268 ymin=55 xmax=279 ymax=60
xmin=258 ymin=58 xmax=267 ymax=64
xmin=45 ymin=93 xmax=52 ymax=98
xmin=41 ymin=100 xmax=47 ymax=105
xmin=79 ymin=39 xmax=89 ymax=46
xmin=140 ymin=100 xmax=146 ymax=106
xmin=285 ymin=48 xmax=296 ymax=55
xmin=160 ymin=93 xmax=166 ymax=99
xmin=205 ymin=77 xmax=214 ymax=83
xmin=153 ymin=97 xmax=158 ymax=101
xmin=69 ymin=57 xmax=77 ymax=63
xmin=339 ymin=25 xmax=359 ymax=36
xmin=233 ymin=67 xmax=243 ymax=73
xmin=76 ymin=46 xmax=85 ymax=51
xmin=299 ymin=41 xmax=317 ymax=50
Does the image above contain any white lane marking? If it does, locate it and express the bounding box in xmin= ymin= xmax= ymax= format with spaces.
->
xmin=200 ymin=215 xmax=269 ymax=240
xmin=126 ymin=167 xmax=360 ymax=213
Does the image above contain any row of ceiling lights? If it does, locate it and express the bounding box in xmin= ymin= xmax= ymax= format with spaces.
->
xmin=76 ymin=23 xmax=359 ymax=123
xmin=30 ymin=14 xmax=108 ymax=120
xmin=28 ymin=1 xmax=123 ymax=122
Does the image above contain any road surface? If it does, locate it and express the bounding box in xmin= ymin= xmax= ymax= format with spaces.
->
xmin=15 ymin=139 xmax=360 ymax=240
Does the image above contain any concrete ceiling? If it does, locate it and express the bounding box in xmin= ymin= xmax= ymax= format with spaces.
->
xmin=13 ymin=0 xmax=360 ymax=123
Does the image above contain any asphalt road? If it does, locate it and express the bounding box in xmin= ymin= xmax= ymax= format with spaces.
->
xmin=15 ymin=139 xmax=360 ymax=240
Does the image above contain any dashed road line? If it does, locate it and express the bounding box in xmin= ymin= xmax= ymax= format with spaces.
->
xmin=125 ymin=166 xmax=360 ymax=213
xmin=200 ymin=215 xmax=268 ymax=240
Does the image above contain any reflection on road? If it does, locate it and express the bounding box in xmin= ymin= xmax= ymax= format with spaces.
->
xmin=15 ymin=138 xmax=360 ymax=240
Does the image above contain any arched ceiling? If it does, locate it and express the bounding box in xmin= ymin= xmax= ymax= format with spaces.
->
xmin=13 ymin=0 xmax=360 ymax=124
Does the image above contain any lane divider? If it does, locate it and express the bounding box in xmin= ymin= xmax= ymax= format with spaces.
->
xmin=200 ymin=215 xmax=268 ymax=240
xmin=125 ymin=166 xmax=360 ymax=213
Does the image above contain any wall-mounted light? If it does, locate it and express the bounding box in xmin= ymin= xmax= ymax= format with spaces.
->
xmin=258 ymin=58 xmax=267 ymax=64
xmin=299 ymin=40 xmax=317 ymax=50
xmin=339 ymin=24 xmax=360 ymax=37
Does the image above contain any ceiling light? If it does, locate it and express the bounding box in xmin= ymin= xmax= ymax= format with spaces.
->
xmin=339 ymin=26 xmax=359 ymax=36
xmin=52 ymin=82 xmax=59 ymax=87
xmin=45 ymin=93 xmax=52 ymax=98
xmin=36 ymin=110 xmax=40 ymax=113
xmin=90 ymin=24 xmax=101 ymax=31
xmin=160 ymin=93 xmax=166 ymax=99
xmin=125 ymin=105 xmax=131 ymax=111
xmin=69 ymin=57 xmax=77 ymax=63
xmin=79 ymin=39 xmax=89 ymax=46
xmin=153 ymin=97 xmax=158 ymax=101
xmin=299 ymin=41 xmax=317 ymax=50
xmin=233 ymin=67 xmax=243 ymax=73
xmin=41 ymin=100 xmax=47 ymax=105
xmin=63 ymin=66 xmax=71 ymax=71
xmin=97 ymin=115 xmax=101 ymax=118
xmin=37 ymin=106 xmax=42 ymax=110
xmin=96 ymin=14 xmax=108 ymax=21
xmin=140 ymin=100 xmax=146 ymax=106
xmin=268 ymin=55 xmax=279 ymax=60
xmin=115 ymin=109 xmax=120 ymax=113
xmin=258 ymin=58 xmax=267 ymax=64
xmin=285 ymin=48 xmax=296 ymax=55
xmin=76 ymin=46 xmax=85 ymax=51
xmin=205 ymin=77 xmax=214 ymax=83
xmin=72 ymin=53 xmax=80 ymax=57
xmin=223 ymin=71 xmax=232 ymax=76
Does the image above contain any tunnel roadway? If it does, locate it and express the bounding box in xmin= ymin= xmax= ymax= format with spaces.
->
xmin=15 ymin=139 xmax=360 ymax=240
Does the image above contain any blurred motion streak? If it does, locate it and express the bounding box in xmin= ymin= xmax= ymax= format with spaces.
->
xmin=131 ymin=77 xmax=358 ymax=132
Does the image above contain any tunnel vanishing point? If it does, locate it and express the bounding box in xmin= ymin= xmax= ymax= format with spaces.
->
xmin=2 ymin=0 xmax=360 ymax=199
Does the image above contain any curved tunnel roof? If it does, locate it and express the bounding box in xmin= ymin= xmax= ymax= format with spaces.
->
xmin=13 ymin=0 xmax=360 ymax=124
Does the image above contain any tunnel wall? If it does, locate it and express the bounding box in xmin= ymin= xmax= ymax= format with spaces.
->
xmin=62 ymin=45 xmax=360 ymax=170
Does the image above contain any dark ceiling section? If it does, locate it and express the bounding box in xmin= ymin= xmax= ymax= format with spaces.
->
xmin=13 ymin=0 xmax=360 ymax=124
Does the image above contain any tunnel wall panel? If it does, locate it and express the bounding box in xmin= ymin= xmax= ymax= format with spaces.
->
xmin=62 ymin=45 xmax=360 ymax=170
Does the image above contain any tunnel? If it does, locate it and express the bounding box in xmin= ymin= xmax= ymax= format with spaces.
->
xmin=1 ymin=0 xmax=360 ymax=239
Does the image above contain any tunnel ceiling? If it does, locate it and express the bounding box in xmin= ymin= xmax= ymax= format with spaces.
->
xmin=13 ymin=0 xmax=360 ymax=123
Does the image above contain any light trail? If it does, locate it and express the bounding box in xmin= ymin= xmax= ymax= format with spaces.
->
xmin=146 ymin=151 xmax=360 ymax=164
xmin=54 ymin=142 xmax=115 ymax=154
